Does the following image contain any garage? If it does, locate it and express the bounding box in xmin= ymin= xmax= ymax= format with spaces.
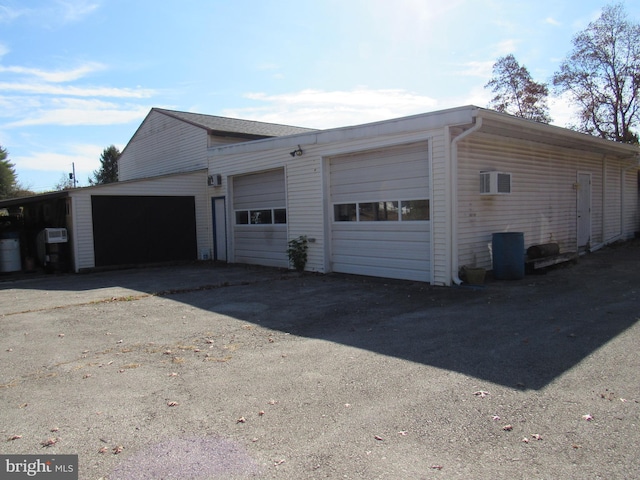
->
xmin=329 ymin=141 xmax=431 ymax=281
xmin=232 ymin=168 xmax=288 ymax=268
xmin=91 ymin=195 xmax=197 ymax=267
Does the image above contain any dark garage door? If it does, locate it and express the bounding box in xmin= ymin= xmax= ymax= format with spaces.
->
xmin=92 ymin=196 xmax=197 ymax=267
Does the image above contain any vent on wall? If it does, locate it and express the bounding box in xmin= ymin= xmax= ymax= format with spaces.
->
xmin=208 ymin=174 xmax=222 ymax=187
xmin=480 ymin=171 xmax=511 ymax=195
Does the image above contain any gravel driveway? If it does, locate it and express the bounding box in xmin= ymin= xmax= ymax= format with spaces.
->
xmin=1 ymin=241 xmax=639 ymax=479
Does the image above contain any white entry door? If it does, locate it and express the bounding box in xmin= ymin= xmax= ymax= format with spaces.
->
xmin=577 ymin=172 xmax=591 ymax=250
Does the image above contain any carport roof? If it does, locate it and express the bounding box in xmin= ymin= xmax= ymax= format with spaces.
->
xmin=0 ymin=190 xmax=68 ymax=209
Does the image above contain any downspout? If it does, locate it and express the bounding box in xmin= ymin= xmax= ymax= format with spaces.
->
xmin=449 ymin=115 xmax=483 ymax=285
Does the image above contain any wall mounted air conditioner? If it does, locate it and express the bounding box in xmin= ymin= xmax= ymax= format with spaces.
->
xmin=42 ymin=228 xmax=68 ymax=244
xmin=480 ymin=171 xmax=511 ymax=195
xmin=208 ymin=174 xmax=222 ymax=187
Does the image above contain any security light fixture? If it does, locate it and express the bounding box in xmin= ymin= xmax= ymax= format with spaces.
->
xmin=290 ymin=145 xmax=303 ymax=157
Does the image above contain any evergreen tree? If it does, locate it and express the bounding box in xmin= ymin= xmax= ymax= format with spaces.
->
xmin=90 ymin=145 xmax=120 ymax=185
xmin=0 ymin=146 xmax=18 ymax=200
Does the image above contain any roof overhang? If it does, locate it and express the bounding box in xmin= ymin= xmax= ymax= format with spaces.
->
xmin=0 ymin=190 xmax=69 ymax=210
xmin=473 ymin=107 xmax=640 ymax=161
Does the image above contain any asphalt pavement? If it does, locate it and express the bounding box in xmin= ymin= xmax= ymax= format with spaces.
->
xmin=0 ymin=241 xmax=639 ymax=479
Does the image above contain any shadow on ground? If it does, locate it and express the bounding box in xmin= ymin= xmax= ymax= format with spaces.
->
xmin=3 ymin=241 xmax=639 ymax=391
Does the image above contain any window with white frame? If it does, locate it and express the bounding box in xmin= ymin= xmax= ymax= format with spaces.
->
xmin=235 ymin=208 xmax=287 ymax=225
xmin=333 ymin=199 xmax=429 ymax=222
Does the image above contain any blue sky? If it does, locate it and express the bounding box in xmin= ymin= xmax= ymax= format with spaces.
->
xmin=1 ymin=0 xmax=638 ymax=192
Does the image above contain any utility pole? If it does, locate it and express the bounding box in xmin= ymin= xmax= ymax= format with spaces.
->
xmin=69 ymin=162 xmax=77 ymax=188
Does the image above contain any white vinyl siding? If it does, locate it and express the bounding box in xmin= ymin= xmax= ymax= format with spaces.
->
xmin=118 ymin=111 xmax=210 ymax=181
xmin=329 ymin=142 xmax=431 ymax=281
xmin=68 ymin=170 xmax=208 ymax=272
xmin=232 ymin=169 xmax=288 ymax=268
xmin=454 ymin=132 xmax=625 ymax=271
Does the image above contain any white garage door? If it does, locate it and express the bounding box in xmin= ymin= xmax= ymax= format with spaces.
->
xmin=330 ymin=142 xmax=431 ymax=281
xmin=233 ymin=168 xmax=288 ymax=268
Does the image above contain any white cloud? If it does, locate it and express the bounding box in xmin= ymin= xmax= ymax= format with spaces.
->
xmin=226 ymin=88 xmax=439 ymax=129
xmin=56 ymin=0 xmax=100 ymax=23
xmin=493 ymin=39 xmax=519 ymax=56
xmin=0 ymin=82 xmax=156 ymax=98
xmin=456 ymin=60 xmax=495 ymax=78
xmin=548 ymin=92 xmax=578 ymax=129
xmin=14 ymin=143 xmax=102 ymax=173
xmin=0 ymin=5 xmax=26 ymax=23
xmin=0 ymin=43 xmax=9 ymax=57
xmin=0 ymin=62 xmax=106 ymax=82
xmin=545 ymin=17 xmax=562 ymax=27
xmin=3 ymin=99 xmax=149 ymax=127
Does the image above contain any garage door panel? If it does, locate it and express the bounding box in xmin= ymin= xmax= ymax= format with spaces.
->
xmin=91 ymin=196 xmax=197 ymax=267
xmin=329 ymin=141 xmax=431 ymax=281
xmin=332 ymin=261 xmax=430 ymax=282
xmin=232 ymin=169 xmax=288 ymax=268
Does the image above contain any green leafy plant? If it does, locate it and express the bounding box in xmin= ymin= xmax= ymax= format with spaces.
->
xmin=287 ymin=235 xmax=308 ymax=272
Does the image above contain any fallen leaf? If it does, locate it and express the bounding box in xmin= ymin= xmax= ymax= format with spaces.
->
xmin=58 ymin=333 xmax=65 ymax=338
xmin=258 ymin=410 xmax=265 ymax=416
xmin=237 ymin=417 xmax=246 ymax=423
xmin=582 ymin=414 xmax=594 ymax=421
xmin=274 ymin=459 xmax=285 ymax=466
xmin=112 ymin=445 xmax=124 ymax=454
xmin=398 ymin=431 xmax=408 ymax=436
xmin=50 ymin=427 xmax=59 ymax=433
xmin=374 ymin=435 xmax=384 ymax=441
xmin=7 ymin=435 xmax=22 ymax=441
xmin=473 ymin=390 xmax=490 ymax=398
xmin=98 ymin=447 xmax=108 ymax=454
xmin=532 ymin=434 xmax=542 ymax=441
xmin=167 ymin=401 xmax=179 ymax=407
xmin=431 ymin=465 xmax=444 ymax=470
xmin=41 ymin=438 xmax=58 ymax=447
xmin=492 ymin=415 xmax=501 ymax=421
xmin=502 ymin=424 xmax=513 ymax=431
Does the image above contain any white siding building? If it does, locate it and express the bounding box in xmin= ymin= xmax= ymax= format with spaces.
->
xmin=4 ymin=106 xmax=637 ymax=285
xmin=205 ymin=106 xmax=639 ymax=285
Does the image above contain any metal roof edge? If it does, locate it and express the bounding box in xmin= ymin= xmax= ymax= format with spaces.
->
xmin=207 ymin=105 xmax=478 ymax=155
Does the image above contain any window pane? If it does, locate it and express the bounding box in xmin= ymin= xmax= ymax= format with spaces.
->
xmin=378 ymin=201 xmax=398 ymax=220
xmin=334 ymin=203 xmax=357 ymax=221
xmin=360 ymin=201 xmax=398 ymax=221
xmin=401 ymin=200 xmax=430 ymax=220
xmin=359 ymin=202 xmax=376 ymax=221
xmin=235 ymin=211 xmax=249 ymax=224
xmin=250 ymin=209 xmax=272 ymax=224
xmin=274 ymin=208 xmax=287 ymax=224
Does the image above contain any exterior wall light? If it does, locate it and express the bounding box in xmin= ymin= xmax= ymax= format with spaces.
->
xmin=290 ymin=145 xmax=303 ymax=157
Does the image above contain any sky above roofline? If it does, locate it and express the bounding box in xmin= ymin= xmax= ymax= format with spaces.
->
xmin=0 ymin=0 xmax=637 ymax=192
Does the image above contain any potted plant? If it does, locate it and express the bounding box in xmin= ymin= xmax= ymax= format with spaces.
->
xmin=287 ymin=235 xmax=308 ymax=272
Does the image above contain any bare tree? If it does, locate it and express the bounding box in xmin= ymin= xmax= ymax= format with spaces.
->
xmin=552 ymin=3 xmax=640 ymax=144
xmin=485 ymin=54 xmax=552 ymax=123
